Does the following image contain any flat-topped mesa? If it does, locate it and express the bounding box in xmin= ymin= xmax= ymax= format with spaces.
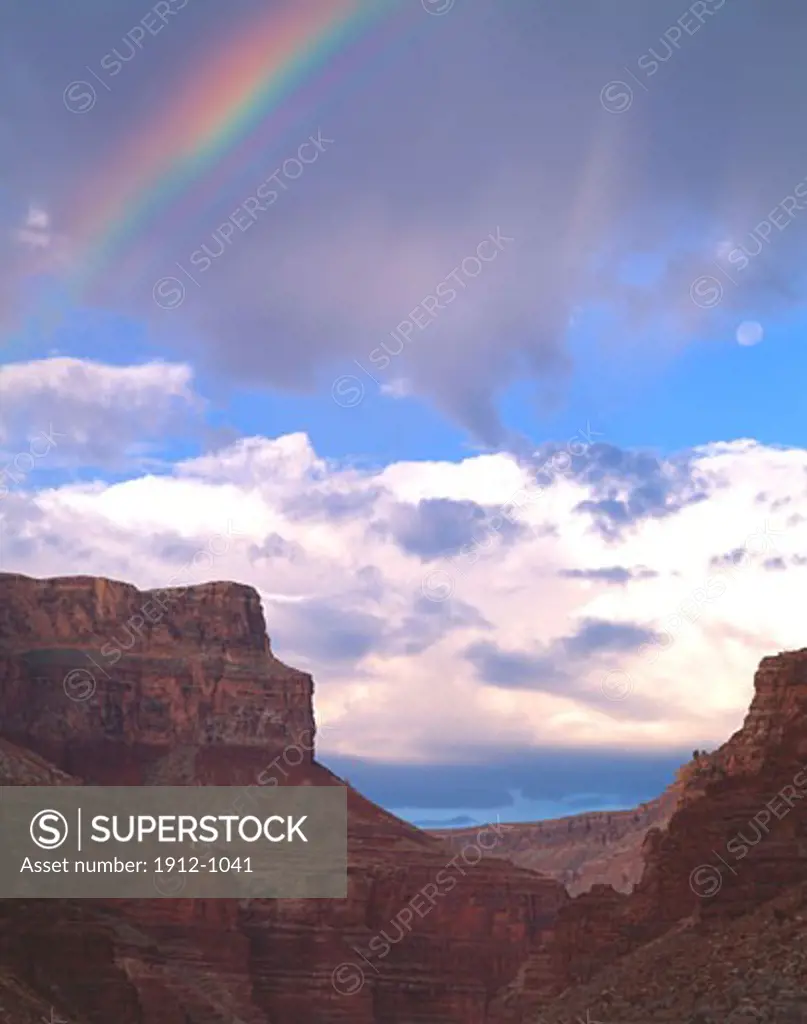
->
xmin=0 ymin=572 xmax=573 ymax=1024
xmin=0 ymin=572 xmax=314 ymax=778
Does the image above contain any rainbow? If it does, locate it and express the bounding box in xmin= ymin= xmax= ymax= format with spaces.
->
xmin=69 ymin=0 xmax=404 ymax=288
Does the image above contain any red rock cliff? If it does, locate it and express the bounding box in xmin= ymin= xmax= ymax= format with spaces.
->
xmin=429 ymin=786 xmax=679 ymax=896
xmin=0 ymin=571 xmax=568 ymax=1024
xmin=488 ymin=648 xmax=807 ymax=1021
xmin=0 ymin=572 xmax=314 ymax=780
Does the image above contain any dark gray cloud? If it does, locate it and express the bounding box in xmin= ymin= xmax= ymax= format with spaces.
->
xmin=709 ymin=547 xmax=750 ymax=570
xmin=379 ymin=497 xmax=524 ymax=561
xmin=464 ymin=617 xmax=664 ymax=720
xmin=150 ymin=534 xmax=209 ymax=563
xmin=247 ymin=532 xmax=306 ymax=564
xmin=268 ymin=599 xmax=386 ymax=664
xmin=559 ymin=444 xmax=665 ymax=489
xmin=267 ymin=589 xmax=490 ymax=667
xmin=758 ymin=553 xmax=807 ymax=571
xmin=465 ymin=618 xmax=661 ymax=687
xmin=763 ymin=556 xmax=786 ymax=572
xmin=465 ymin=641 xmax=564 ymax=691
xmin=572 ymin=444 xmax=711 ymax=538
xmin=558 ymin=565 xmax=658 ymax=585
xmin=6 ymin=0 xmax=807 ymax=443
xmin=561 ymin=618 xmax=660 ymax=658
xmin=391 ymin=594 xmax=491 ymax=657
xmin=281 ymin=486 xmax=384 ymax=523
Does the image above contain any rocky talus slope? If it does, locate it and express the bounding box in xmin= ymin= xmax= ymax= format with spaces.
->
xmin=3 ymin=571 xmax=807 ymax=1022
xmin=487 ymin=649 xmax=807 ymax=1023
xmin=0 ymin=572 xmax=567 ymax=1024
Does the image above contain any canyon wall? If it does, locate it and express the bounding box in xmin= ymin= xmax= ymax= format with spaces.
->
xmin=429 ymin=786 xmax=679 ymax=895
xmin=0 ymin=571 xmax=568 ymax=1024
xmin=5 ymin=570 xmax=807 ymax=1023
xmin=0 ymin=573 xmax=314 ymax=780
xmin=488 ymin=649 xmax=807 ymax=1021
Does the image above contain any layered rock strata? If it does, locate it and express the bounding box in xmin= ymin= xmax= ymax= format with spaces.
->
xmin=429 ymin=785 xmax=679 ymax=895
xmin=0 ymin=572 xmax=567 ymax=1024
xmin=488 ymin=650 xmax=807 ymax=1021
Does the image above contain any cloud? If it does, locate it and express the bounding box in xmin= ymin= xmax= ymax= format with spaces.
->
xmin=267 ymin=599 xmax=387 ymax=665
xmin=465 ymin=641 xmax=564 ymax=691
xmin=558 ymin=566 xmax=658 ymax=584
xmin=572 ymin=444 xmax=713 ymax=539
xmin=281 ymin=485 xmax=384 ymax=523
xmin=393 ymin=594 xmax=491 ymax=657
xmin=269 ymin=589 xmax=491 ymax=669
xmin=378 ymin=497 xmax=524 ymax=561
xmin=6 ymin=0 xmax=807 ymax=440
xmin=3 ymin=415 xmax=807 ymax=763
xmin=561 ymin=618 xmax=661 ymax=658
xmin=0 ymin=357 xmax=203 ymax=467
xmin=13 ymin=203 xmax=53 ymax=250
xmin=464 ymin=618 xmax=663 ymax=722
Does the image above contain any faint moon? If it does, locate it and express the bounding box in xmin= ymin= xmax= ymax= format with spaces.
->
xmin=736 ymin=321 xmax=764 ymax=346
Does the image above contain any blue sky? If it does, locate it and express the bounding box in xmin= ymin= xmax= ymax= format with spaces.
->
xmin=16 ymin=293 xmax=805 ymax=471
xmin=3 ymin=0 xmax=807 ymax=827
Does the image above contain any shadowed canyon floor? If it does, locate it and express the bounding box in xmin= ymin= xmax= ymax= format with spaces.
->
xmin=1 ymin=571 xmax=807 ymax=1023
